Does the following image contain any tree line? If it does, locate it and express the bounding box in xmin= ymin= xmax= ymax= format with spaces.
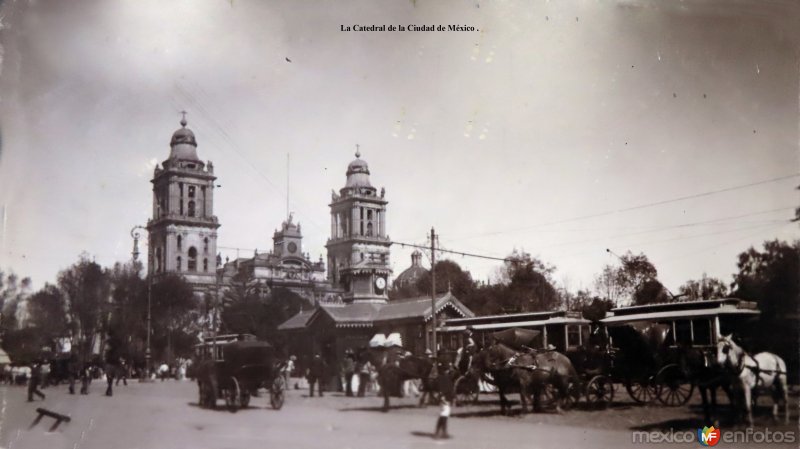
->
xmin=1 ymin=239 xmax=797 ymax=373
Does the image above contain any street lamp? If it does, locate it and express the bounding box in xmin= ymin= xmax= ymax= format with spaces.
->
xmin=131 ymin=225 xmax=154 ymax=382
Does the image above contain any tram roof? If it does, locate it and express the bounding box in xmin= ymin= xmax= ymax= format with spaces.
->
xmin=439 ymin=314 xmax=590 ymax=332
xmin=602 ymin=303 xmax=760 ymax=325
xmin=607 ymin=298 xmax=757 ymax=316
xmin=442 ymin=309 xmax=582 ymax=327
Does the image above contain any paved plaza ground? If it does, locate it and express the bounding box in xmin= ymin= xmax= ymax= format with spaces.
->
xmin=1 ymin=379 xmax=797 ymax=449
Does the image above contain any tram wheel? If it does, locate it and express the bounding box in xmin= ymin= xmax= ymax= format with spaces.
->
xmin=655 ymin=365 xmax=694 ymax=407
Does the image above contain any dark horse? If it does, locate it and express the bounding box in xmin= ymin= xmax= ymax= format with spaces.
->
xmin=366 ymin=347 xmax=443 ymax=411
xmin=472 ymin=343 xmax=578 ymax=415
xmin=675 ymin=344 xmax=733 ymax=426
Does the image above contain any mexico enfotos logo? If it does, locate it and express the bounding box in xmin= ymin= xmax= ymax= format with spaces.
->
xmin=632 ymin=426 xmax=796 ymax=445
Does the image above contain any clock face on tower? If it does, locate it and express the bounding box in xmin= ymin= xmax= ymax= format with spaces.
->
xmin=375 ymin=277 xmax=386 ymax=291
xmin=287 ymin=242 xmax=297 ymax=254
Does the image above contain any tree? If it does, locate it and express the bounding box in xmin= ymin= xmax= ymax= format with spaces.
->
xmin=467 ymin=251 xmax=559 ymax=315
xmin=57 ymin=255 xmax=112 ymax=360
xmin=594 ymin=251 xmax=658 ymax=306
xmin=221 ymin=272 xmax=306 ymax=344
xmin=730 ymin=239 xmax=799 ymax=376
xmin=107 ymin=262 xmax=148 ymax=364
xmin=26 ymin=284 xmax=69 ymax=349
xmin=678 ymin=274 xmax=729 ymax=301
xmin=149 ymin=274 xmax=199 ymax=362
xmin=0 ymin=271 xmax=32 ymax=333
xmin=414 ymin=259 xmax=476 ymax=299
xmin=632 ymin=279 xmax=670 ymax=305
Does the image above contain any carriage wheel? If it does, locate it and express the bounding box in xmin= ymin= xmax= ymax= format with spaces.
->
xmin=559 ymin=379 xmax=582 ymax=411
xmin=655 ymin=365 xmax=694 ymax=407
xmin=454 ymin=376 xmax=479 ymax=406
xmin=585 ymin=375 xmax=614 ymax=407
xmin=225 ymin=377 xmax=242 ymax=412
xmin=625 ymin=377 xmax=657 ymax=404
xmin=270 ymin=376 xmax=285 ymax=410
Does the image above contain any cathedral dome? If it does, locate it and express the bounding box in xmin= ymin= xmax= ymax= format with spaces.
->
xmin=395 ymin=250 xmax=428 ymax=288
xmin=345 ymin=149 xmax=373 ymax=188
xmin=168 ymin=117 xmax=200 ymax=161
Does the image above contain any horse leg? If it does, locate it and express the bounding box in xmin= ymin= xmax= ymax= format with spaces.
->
xmin=700 ymin=386 xmax=710 ymax=423
xmin=743 ymin=385 xmax=753 ymax=427
xmin=783 ymin=378 xmax=790 ymax=424
xmin=498 ymin=387 xmax=509 ymax=415
xmin=710 ymin=386 xmax=719 ymax=427
xmin=519 ymin=382 xmax=529 ymax=414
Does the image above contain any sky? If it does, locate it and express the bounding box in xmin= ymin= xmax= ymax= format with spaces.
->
xmin=0 ymin=0 xmax=798 ymax=295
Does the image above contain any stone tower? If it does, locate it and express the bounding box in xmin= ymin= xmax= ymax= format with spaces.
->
xmin=147 ymin=115 xmax=220 ymax=290
xmin=326 ymin=149 xmax=391 ymax=303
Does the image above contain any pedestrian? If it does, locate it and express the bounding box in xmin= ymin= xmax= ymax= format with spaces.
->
xmin=105 ymin=363 xmax=116 ymax=397
xmin=283 ymin=355 xmax=296 ymax=388
xmin=357 ymin=358 xmax=372 ymax=397
xmin=80 ymin=364 xmax=91 ymax=394
xmin=434 ymin=367 xmax=454 ymax=439
xmin=116 ymin=358 xmax=128 ymax=386
xmin=27 ymin=362 xmax=46 ymax=402
xmin=341 ymin=350 xmax=355 ymax=397
xmin=67 ymin=354 xmax=79 ymax=394
xmin=307 ymin=354 xmax=325 ymax=397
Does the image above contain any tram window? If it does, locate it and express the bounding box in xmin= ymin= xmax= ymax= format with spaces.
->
xmin=693 ymin=319 xmax=712 ymax=345
xmin=567 ymin=325 xmax=581 ymax=348
xmin=675 ymin=320 xmax=692 ymax=345
xmin=581 ymin=325 xmax=590 ymax=347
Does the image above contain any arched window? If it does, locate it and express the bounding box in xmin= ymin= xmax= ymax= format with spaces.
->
xmin=188 ymin=247 xmax=198 ymax=271
xmin=155 ymin=248 xmax=162 ymax=272
xmin=204 ymin=237 xmax=209 ymax=253
xmin=366 ymin=222 xmax=373 ymax=237
xmin=188 ymin=200 xmax=196 ymax=217
xmin=203 ymin=258 xmax=208 ymax=272
xmin=177 ymin=235 xmax=182 ymax=251
xmin=176 ymin=256 xmax=182 ymax=271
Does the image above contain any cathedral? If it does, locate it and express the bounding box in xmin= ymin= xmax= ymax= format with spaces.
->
xmin=147 ymin=115 xmax=473 ymax=371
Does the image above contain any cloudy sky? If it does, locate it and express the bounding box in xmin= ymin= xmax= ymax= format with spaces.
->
xmin=0 ymin=0 xmax=797 ymax=294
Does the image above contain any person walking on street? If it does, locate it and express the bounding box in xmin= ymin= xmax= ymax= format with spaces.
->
xmin=307 ymin=354 xmax=326 ymax=397
xmin=27 ymin=362 xmax=46 ymax=402
xmin=283 ymin=355 xmax=295 ymax=388
xmin=341 ymin=350 xmax=355 ymax=397
xmin=357 ymin=357 xmax=372 ymax=397
xmin=80 ymin=364 xmax=91 ymax=395
xmin=116 ymin=358 xmax=128 ymax=386
xmin=433 ymin=366 xmax=454 ymax=439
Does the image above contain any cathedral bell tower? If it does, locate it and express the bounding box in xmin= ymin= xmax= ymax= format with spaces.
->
xmin=326 ymin=148 xmax=391 ymax=303
xmin=147 ymin=114 xmax=220 ymax=290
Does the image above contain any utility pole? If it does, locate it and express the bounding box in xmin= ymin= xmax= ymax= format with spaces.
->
xmin=430 ymin=227 xmax=437 ymax=359
xmin=131 ymin=225 xmax=153 ymax=381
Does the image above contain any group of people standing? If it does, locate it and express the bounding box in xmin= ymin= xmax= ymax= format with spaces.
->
xmin=302 ymin=349 xmax=377 ymax=398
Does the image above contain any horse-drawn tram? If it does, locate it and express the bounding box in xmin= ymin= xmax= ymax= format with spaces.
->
xmin=437 ymin=311 xmax=591 ymax=409
xmin=600 ymin=298 xmax=760 ymax=406
xmin=194 ymin=333 xmax=287 ymax=411
xmin=435 ymin=299 xmax=760 ymax=411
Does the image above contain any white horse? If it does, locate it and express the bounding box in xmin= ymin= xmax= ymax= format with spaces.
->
xmin=716 ymin=334 xmax=789 ymax=426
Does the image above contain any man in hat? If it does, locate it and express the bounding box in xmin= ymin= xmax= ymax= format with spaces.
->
xmin=307 ymin=354 xmax=326 ymax=397
xmin=27 ymin=361 xmax=46 ymax=402
xmin=341 ymin=349 xmax=355 ymax=397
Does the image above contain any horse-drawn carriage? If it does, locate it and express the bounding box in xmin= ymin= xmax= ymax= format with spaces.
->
xmin=194 ymin=334 xmax=286 ymax=411
xmin=438 ymin=299 xmax=762 ymax=413
xmin=598 ymin=298 xmax=761 ymax=407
